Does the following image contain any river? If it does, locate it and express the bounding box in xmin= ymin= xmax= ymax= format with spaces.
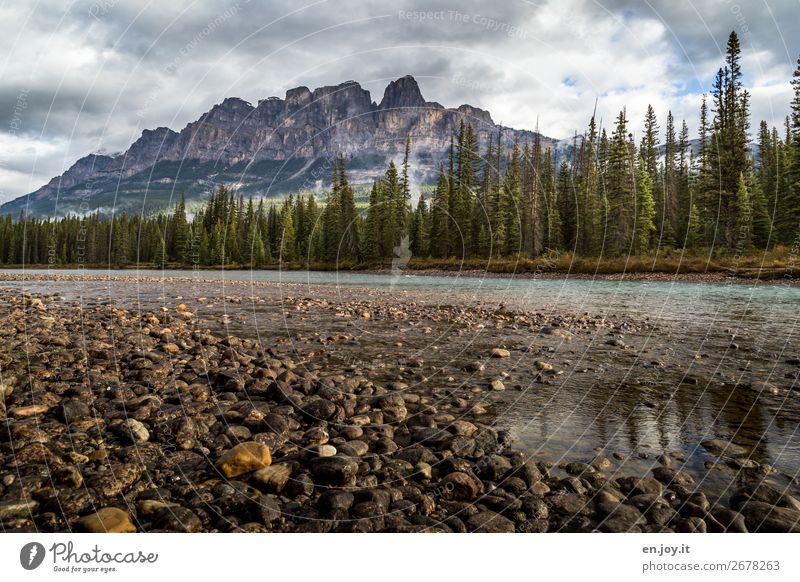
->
xmin=2 ymin=268 xmax=799 ymax=502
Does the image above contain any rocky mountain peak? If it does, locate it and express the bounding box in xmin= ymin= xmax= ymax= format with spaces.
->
xmin=379 ymin=75 xmax=426 ymax=110
xmin=3 ymin=74 xmax=557 ymax=217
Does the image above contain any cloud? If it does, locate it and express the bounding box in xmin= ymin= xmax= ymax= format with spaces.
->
xmin=0 ymin=0 xmax=798 ymax=202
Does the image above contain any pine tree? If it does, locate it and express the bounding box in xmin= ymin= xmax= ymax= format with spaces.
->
xmin=734 ymin=172 xmax=752 ymax=251
xmin=780 ymin=55 xmax=800 ymax=243
xmin=501 ymin=142 xmax=522 ymax=255
xmin=279 ymin=198 xmax=297 ymax=263
xmin=634 ymin=164 xmax=656 ymax=254
xmin=605 ymin=110 xmax=637 ymax=254
xmin=429 ymin=167 xmax=450 ymax=258
xmin=557 ymin=159 xmax=576 ymax=249
xmin=708 ymin=31 xmax=751 ymax=250
xmin=410 ymin=192 xmax=429 ymax=257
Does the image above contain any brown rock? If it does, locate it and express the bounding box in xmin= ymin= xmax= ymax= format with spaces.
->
xmin=11 ymin=404 xmax=50 ymax=418
xmin=440 ymin=472 xmax=481 ymax=501
xmin=215 ymin=441 xmax=272 ymax=478
xmin=466 ymin=510 xmax=515 ymax=532
xmin=251 ymin=464 xmax=292 ymax=493
xmin=77 ymin=508 xmax=136 ymax=533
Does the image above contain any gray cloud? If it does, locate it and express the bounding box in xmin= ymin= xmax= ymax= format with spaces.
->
xmin=1 ymin=0 xmax=798 ymax=202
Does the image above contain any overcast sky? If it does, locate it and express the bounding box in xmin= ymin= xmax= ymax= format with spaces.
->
xmin=1 ymin=0 xmax=798 ymax=203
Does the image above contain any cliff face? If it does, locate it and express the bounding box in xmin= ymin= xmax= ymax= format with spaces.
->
xmin=4 ymin=75 xmax=555 ymax=217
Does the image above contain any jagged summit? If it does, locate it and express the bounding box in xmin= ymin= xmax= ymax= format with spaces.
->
xmin=379 ymin=75 xmax=427 ymax=110
xmin=3 ymin=75 xmax=556 ymax=217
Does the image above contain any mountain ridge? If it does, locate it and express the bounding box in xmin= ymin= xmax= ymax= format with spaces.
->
xmin=2 ymin=75 xmax=559 ymax=217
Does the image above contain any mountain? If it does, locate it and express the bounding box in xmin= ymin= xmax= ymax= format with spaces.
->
xmin=2 ymin=75 xmax=558 ymax=217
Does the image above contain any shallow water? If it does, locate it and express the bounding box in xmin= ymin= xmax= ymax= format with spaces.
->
xmin=3 ymin=268 xmax=799 ymax=501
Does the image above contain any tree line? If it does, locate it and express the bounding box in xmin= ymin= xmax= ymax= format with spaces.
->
xmin=2 ymin=32 xmax=800 ymax=268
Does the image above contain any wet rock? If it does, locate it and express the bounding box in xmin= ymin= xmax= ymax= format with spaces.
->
xmin=700 ymin=438 xmax=748 ymax=457
xmin=617 ymin=476 xmax=663 ymax=496
xmin=478 ymin=455 xmax=512 ymax=482
xmin=11 ymin=404 xmax=50 ymax=418
xmin=76 ymin=508 xmax=136 ymax=533
xmin=736 ymin=500 xmax=800 ymax=532
xmin=651 ymin=467 xmax=695 ymax=487
xmin=60 ymin=399 xmax=91 ymax=423
xmin=490 ymin=379 xmax=505 ymax=391
xmin=548 ymin=493 xmax=591 ymax=515
xmin=711 ymin=508 xmax=748 ymax=533
xmin=676 ymin=516 xmax=707 ymax=533
xmin=89 ymin=463 xmax=142 ymax=497
xmin=440 ymin=472 xmax=481 ymax=501
xmin=153 ymin=506 xmax=203 ymax=532
xmin=115 ymin=418 xmax=150 ymax=443
xmin=466 ymin=511 xmax=515 ymax=533
xmin=464 ymin=361 xmax=485 ymax=373
xmin=749 ymin=381 xmax=779 ymax=395
xmin=731 ymin=483 xmax=800 ymax=511
xmin=310 ymin=456 xmax=359 ymax=487
xmin=596 ymin=501 xmax=646 ymax=532
xmin=215 ymin=442 xmax=272 ymax=478
xmin=0 ymin=499 xmax=39 ymax=521
xmin=317 ymin=490 xmax=355 ymax=514
xmin=303 ymin=399 xmax=337 ymax=421
xmin=372 ymin=394 xmax=408 ymax=423
xmin=316 ymin=444 xmax=338 ymax=457
xmin=251 ymin=464 xmax=292 ymax=493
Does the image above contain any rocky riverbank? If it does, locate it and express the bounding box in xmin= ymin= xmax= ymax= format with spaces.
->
xmin=1 ymin=288 xmax=799 ymax=533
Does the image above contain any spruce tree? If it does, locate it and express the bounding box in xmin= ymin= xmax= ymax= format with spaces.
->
xmin=429 ymin=166 xmax=450 ymax=258
xmin=634 ymin=164 xmax=656 ymax=254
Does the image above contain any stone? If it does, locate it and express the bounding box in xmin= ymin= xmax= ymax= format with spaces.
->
xmin=750 ymin=381 xmax=779 ymax=395
xmin=440 ymin=472 xmax=481 ymax=501
xmin=466 ymin=510 xmax=515 ymax=533
xmin=152 ymin=506 xmax=202 ymax=532
xmin=89 ymin=463 xmax=142 ymax=497
xmin=76 ymin=508 xmax=136 ymax=533
xmin=711 ymin=508 xmax=748 ymax=533
xmin=618 ymin=476 xmax=663 ymax=496
xmin=464 ymin=361 xmax=485 ymax=373
xmin=372 ymin=394 xmax=408 ymax=423
xmin=700 ymin=438 xmax=748 ymax=457
xmin=317 ymin=444 xmax=338 ymax=457
xmin=61 ymin=399 xmax=91 ymax=423
xmin=676 ymin=516 xmax=707 ymax=533
xmin=548 ymin=493 xmax=590 ymax=515
xmin=117 ymin=418 xmax=150 ymax=443
xmin=651 ymin=466 xmax=695 ymax=487
xmin=310 ymin=456 xmax=359 ymax=487
xmin=596 ymin=501 xmax=646 ymax=532
xmin=737 ymin=500 xmax=800 ymax=532
xmin=338 ymin=440 xmax=369 ymax=457
xmin=479 ymin=454 xmax=512 ymax=482
xmin=490 ymin=379 xmax=506 ymax=391
xmin=11 ymin=404 xmax=49 ymax=418
xmin=491 ymin=348 xmax=511 ymax=358
xmin=414 ymin=462 xmax=432 ymax=481
xmin=534 ymin=360 xmax=553 ymax=371
xmin=317 ymin=490 xmax=355 ymax=513
xmin=251 ymin=464 xmax=292 ymax=493
xmin=215 ymin=442 xmax=272 ymax=478
xmin=0 ymin=499 xmax=39 ymax=521
xmin=731 ymin=483 xmax=800 ymax=512
xmin=162 ymin=342 xmax=181 ymax=354
xmin=303 ymin=399 xmax=337 ymax=420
